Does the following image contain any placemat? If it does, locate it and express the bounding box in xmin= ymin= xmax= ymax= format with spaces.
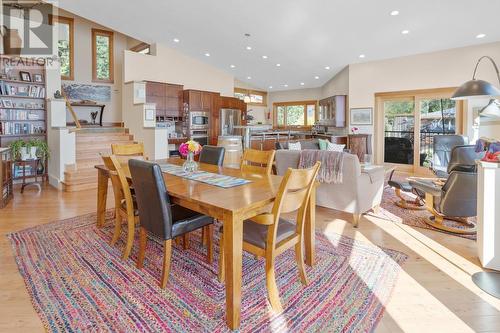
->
xmin=159 ymin=163 xmax=251 ymax=188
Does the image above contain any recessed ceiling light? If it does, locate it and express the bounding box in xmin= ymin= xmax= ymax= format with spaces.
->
xmin=314 ymin=76 xmax=319 ymax=80
xmin=269 ymin=86 xmax=273 ymax=89
xmin=324 ymin=66 xmax=330 ymax=70
xmin=276 ymin=63 xmax=281 ymax=67
xmin=230 ymin=64 xmax=236 ymax=68
xmin=300 ymin=82 xmax=305 ymax=86
xmin=359 ymin=54 xmax=366 ymax=58
xmin=262 ymin=55 xmax=268 ymax=59
xmin=390 ymin=10 xmax=399 ymax=16
xmin=401 ymin=30 xmax=410 ymax=34
xmin=173 ymin=38 xmax=180 ymax=43
xmin=283 ymin=84 xmax=288 ymax=87
xmin=204 ymin=52 xmax=210 ymax=57
xmin=476 ymin=33 xmax=486 ymax=39
xmin=247 ymin=76 xmax=252 ymax=80
xmin=246 ymin=46 xmax=252 ymax=50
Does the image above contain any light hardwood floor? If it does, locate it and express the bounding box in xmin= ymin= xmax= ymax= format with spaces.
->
xmin=1 ymin=184 xmax=499 ymax=332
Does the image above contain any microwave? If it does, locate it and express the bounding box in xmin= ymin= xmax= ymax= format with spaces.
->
xmin=190 ymin=111 xmax=209 ymax=129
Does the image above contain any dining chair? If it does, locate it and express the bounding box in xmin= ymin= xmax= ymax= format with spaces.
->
xmin=198 ymin=145 xmax=225 ymax=247
xmin=101 ymin=154 xmax=139 ymax=260
xmin=128 ymin=159 xmax=215 ymax=288
xmin=111 ymin=142 xmax=146 ymax=161
xmin=219 ymin=161 xmax=321 ymax=311
xmin=240 ymin=149 xmax=276 ymax=175
xmin=199 ymin=145 xmax=225 ymax=166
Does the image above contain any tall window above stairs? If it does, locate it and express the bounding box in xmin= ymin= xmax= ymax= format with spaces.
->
xmin=51 ymin=15 xmax=74 ymax=80
xmin=92 ymin=28 xmax=114 ymax=83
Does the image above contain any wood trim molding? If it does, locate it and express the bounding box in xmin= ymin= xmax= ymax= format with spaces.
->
xmin=234 ymin=87 xmax=267 ymax=106
xmin=374 ymin=87 xmax=458 ymax=98
xmin=130 ymin=42 xmax=150 ymax=53
xmin=272 ymin=100 xmax=317 ymax=128
xmin=91 ymin=28 xmax=114 ymax=84
xmin=49 ymin=15 xmax=74 ymax=81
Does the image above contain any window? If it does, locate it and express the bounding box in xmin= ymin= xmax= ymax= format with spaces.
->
xmin=130 ymin=42 xmax=150 ymax=55
xmin=51 ymin=16 xmax=74 ymax=80
xmin=234 ymin=88 xmax=267 ymax=106
xmin=92 ymin=28 xmax=114 ymax=83
xmin=273 ymin=101 xmax=317 ymax=127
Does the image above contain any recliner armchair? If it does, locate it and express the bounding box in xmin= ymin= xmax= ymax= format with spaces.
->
xmin=431 ymin=135 xmax=469 ymax=178
xmin=410 ymin=145 xmax=483 ymax=235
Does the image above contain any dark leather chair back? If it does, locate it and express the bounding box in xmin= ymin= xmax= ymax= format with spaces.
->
xmin=199 ymin=145 xmax=225 ymax=166
xmin=439 ymin=171 xmax=477 ymax=217
xmin=432 ymin=135 xmax=468 ymax=175
xmin=128 ymin=159 xmax=173 ymax=240
xmin=447 ymin=145 xmax=482 ymax=174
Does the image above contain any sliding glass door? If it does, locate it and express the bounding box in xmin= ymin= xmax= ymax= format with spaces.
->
xmin=378 ymin=89 xmax=462 ymax=174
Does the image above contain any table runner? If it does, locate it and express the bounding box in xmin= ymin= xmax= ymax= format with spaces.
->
xmin=159 ymin=163 xmax=251 ymax=188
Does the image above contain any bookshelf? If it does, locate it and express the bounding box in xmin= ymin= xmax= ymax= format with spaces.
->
xmin=0 ymin=55 xmax=47 ymax=148
xmin=0 ymin=55 xmax=48 ymax=189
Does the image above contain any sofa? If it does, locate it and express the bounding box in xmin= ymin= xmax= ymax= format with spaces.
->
xmin=275 ymin=139 xmax=320 ymax=150
xmin=275 ymin=150 xmax=385 ymax=227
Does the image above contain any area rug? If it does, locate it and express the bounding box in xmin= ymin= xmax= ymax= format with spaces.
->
xmin=8 ymin=211 xmax=407 ymax=332
xmin=374 ymin=185 xmax=476 ymax=240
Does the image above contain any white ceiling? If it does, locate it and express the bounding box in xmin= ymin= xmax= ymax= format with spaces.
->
xmin=58 ymin=0 xmax=500 ymax=91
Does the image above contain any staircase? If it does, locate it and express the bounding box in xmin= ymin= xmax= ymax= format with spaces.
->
xmin=62 ymin=127 xmax=135 ymax=192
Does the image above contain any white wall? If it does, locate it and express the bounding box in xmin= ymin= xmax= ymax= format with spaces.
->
xmin=321 ymin=66 xmax=349 ymax=98
xmin=123 ymin=43 xmax=234 ymax=96
xmin=57 ymin=9 xmax=129 ymax=123
xmin=347 ymin=42 xmax=500 ymax=136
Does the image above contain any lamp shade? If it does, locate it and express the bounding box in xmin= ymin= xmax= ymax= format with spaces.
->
xmin=480 ymin=99 xmax=500 ymax=118
xmin=451 ymin=79 xmax=500 ymax=100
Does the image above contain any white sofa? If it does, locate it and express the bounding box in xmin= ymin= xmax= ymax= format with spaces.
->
xmin=275 ymin=150 xmax=385 ymax=227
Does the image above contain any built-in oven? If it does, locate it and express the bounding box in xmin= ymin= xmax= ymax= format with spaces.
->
xmin=190 ymin=111 xmax=210 ymax=129
xmin=190 ymin=129 xmax=209 ymax=146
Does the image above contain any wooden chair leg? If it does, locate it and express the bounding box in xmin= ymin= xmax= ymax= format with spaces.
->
xmin=122 ymin=216 xmax=135 ymax=260
xmin=183 ymin=233 xmax=190 ymax=250
xmin=206 ymin=224 xmax=213 ymax=264
xmin=201 ymin=227 xmax=206 ymax=246
xmin=110 ymin=208 xmax=122 ymax=245
xmin=352 ymin=213 xmax=361 ymax=228
xmin=160 ymin=239 xmax=173 ymax=289
xmin=218 ymin=232 xmax=225 ymax=283
xmin=265 ymin=253 xmax=283 ymax=312
xmin=137 ymin=227 xmax=147 ymax=269
xmin=295 ymin=241 xmax=308 ymax=286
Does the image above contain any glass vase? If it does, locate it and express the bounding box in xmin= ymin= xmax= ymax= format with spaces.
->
xmin=182 ymin=151 xmax=198 ymax=173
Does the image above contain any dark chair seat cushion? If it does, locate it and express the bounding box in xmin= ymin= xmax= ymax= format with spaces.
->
xmin=388 ymin=180 xmax=413 ymax=192
xmin=220 ymin=218 xmax=296 ymax=249
xmin=171 ymin=205 xmax=213 ymax=238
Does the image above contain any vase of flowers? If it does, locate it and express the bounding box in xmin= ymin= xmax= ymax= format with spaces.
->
xmin=179 ymin=140 xmax=202 ymax=173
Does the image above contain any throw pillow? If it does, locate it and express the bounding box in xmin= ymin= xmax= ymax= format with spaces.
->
xmin=318 ymin=138 xmax=328 ymax=150
xmin=326 ymin=142 xmax=345 ymax=152
xmin=288 ymin=141 xmax=302 ymax=150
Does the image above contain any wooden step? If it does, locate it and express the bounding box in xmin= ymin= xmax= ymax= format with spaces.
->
xmin=62 ymin=181 xmax=98 ymax=192
xmin=76 ymin=134 xmax=134 ymax=143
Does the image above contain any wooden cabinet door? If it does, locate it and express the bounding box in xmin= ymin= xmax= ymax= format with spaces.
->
xmin=188 ymin=91 xmax=202 ymax=110
xmin=146 ymin=81 xmax=165 ymax=97
xmin=201 ymin=92 xmax=212 ymax=110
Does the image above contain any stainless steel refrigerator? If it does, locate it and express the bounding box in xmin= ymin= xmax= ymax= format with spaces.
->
xmin=220 ymin=108 xmax=242 ymax=136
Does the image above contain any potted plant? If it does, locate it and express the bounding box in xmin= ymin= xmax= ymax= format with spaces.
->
xmin=30 ymin=139 xmax=50 ymax=174
xmin=9 ymin=139 xmax=28 ymax=161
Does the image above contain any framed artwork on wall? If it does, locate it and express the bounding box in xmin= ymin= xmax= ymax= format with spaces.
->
xmin=350 ymin=107 xmax=373 ymax=125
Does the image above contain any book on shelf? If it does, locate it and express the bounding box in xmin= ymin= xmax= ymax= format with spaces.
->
xmin=13 ymin=164 xmax=34 ymax=178
xmin=0 ymin=109 xmax=42 ymax=120
xmin=0 ymin=121 xmax=45 ymax=135
xmin=0 ymin=80 xmax=45 ymax=98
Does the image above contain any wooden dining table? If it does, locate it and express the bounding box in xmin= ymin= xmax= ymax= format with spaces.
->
xmin=95 ymin=157 xmax=317 ymax=330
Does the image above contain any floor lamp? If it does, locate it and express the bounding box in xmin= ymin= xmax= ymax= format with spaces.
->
xmin=452 ymin=55 xmax=500 ymax=298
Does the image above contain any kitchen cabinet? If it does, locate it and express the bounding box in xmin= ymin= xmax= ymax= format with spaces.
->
xmin=318 ymin=95 xmax=347 ymax=127
xmin=145 ymin=81 xmax=183 ymax=119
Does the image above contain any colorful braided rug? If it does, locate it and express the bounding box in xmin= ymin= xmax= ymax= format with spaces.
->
xmin=8 ymin=211 xmax=407 ymax=332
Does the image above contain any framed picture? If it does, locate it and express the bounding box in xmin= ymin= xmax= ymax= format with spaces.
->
xmin=33 ymin=74 xmax=43 ymax=83
xmin=144 ymin=108 xmax=155 ymax=121
xmin=20 ymin=71 xmax=31 ymax=82
xmin=350 ymin=107 xmax=373 ymax=125
xmin=3 ymin=100 xmax=13 ymax=108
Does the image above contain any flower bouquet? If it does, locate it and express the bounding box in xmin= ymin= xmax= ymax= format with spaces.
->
xmin=179 ymin=140 xmax=202 ymax=173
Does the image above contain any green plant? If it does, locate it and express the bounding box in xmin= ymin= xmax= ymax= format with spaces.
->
xmin=30 ymin=139 xmax=50 ymax=160
xmin=9 ymin=139 xmax=26 ymax=161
